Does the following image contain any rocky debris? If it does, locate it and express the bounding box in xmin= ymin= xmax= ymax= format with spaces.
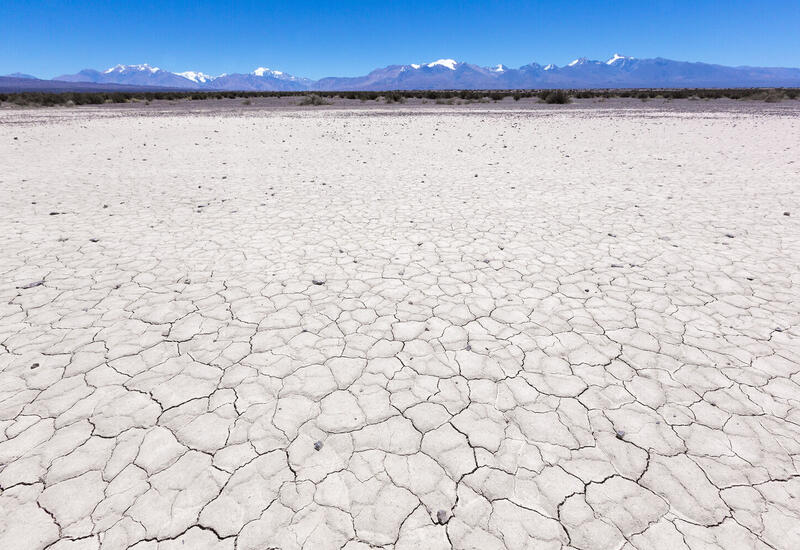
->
xmin=436 ymin=509 xmax=448 ymax=524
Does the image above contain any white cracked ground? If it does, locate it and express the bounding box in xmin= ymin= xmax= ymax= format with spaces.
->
xmin=1 ymin=104 xmax=799 ymax=550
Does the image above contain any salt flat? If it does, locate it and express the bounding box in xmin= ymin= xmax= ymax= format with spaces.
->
xmin=1 ymin=102 xmax=799 ymax=549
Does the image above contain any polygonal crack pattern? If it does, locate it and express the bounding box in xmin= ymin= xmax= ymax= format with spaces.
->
xmin=1 ymin=105 xmax=799 ymax=549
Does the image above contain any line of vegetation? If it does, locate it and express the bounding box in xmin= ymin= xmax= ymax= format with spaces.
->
xmin=1 ymin=87 xmax=797 ymax=107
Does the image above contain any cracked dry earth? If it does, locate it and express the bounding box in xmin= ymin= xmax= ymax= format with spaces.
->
xmin=1 ymin=104 xmax=800 ymax=550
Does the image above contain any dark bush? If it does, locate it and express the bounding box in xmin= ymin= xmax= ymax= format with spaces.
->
xmin=384 ymin=92 xmax=405 ymax=103
xmin=543 ymin=90 xmax=571 ymax=104
xmin=297 ymin=94 xmax=330 ymax=106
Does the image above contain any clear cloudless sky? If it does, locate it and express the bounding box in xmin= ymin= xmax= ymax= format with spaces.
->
xmin=3 ymin=0 xmax=800 ymax=79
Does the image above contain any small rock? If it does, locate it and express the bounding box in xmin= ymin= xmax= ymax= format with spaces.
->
xmin=313 ymin=441 xmax=323 ymax=451
xmin=436 ymin=510 xmax=448 ymax=524
xmin=784 ymin=211 xmax=791 ymax=216
xmin=89 ymin=238 xmax=99 ymax=243
xmin=19 ymin=280 xmax=44 ymax=289
xmin=725 ymin=233 xmax=735 ymax=238
xmin=312 ymin=279 xmax=325 ymax=286
xmin=30 ymin=363 xmax=40 ymax=370
xmin=615 ymin=430 xmax=625 ymax=440
xmin=465 ymin=344 xmax=472 ymax=352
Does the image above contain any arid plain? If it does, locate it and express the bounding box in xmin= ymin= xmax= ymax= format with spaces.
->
xmin=1 ymin=100 xmax=799 ymax=549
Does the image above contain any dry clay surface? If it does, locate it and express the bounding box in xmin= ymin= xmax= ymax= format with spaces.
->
xmin=1 ymin=105 xmax=799 ymax=550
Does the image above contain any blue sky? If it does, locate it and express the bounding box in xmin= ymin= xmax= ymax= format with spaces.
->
xmin=3 ymin=0 xmax=800 ymax=79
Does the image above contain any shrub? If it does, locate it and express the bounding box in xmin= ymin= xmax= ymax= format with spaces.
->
xmin=543 ymin=90 xmax=571 ymax=104
xmin=384 ymin=92 xmax=405 ymax=103
xmin=297 ymin=94 xmax=330 ymax=106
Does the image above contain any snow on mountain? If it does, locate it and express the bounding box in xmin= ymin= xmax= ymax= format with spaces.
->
xmin=177 ymin=71 xmax=215 ymax=83
xmin=250 ymin=67 xmax=311 ymax=85
xmin=104 ymin=64 xmax=161 ymax=74
xmin=426 ymin=59 xmax=458 ymax=70
xmin=55 ymin=64 xmax=200 ymax=88
xmin=606 ymin=53 xmax=634 ymax=65
xmin=567 ymin=57 xmax=602 ymax=67
xmin=252 ymin=67 xmax=281 ymax=77
xmin=48 ymin=55 xmax=800 ymax=92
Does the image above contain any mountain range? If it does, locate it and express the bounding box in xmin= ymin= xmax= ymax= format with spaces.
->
xmin=4 ymin=55 xmax=800 ymax=92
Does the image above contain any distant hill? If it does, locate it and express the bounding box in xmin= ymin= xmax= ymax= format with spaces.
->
xmin=53 ymin=64 xmax=313 ymax=91
xmin=0 ymin=75 xmax=185 ymax=93
xmin=7 ymin=56 xmax=800 ymax=92
xmin=312 ymin=56 xmax=800 ymax=90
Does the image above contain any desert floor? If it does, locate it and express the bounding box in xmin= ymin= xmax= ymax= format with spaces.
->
xmin=1 ymin=101 xmax=799 ymax=550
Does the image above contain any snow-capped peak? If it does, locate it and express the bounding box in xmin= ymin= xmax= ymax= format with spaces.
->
xmin=492 ymin=64 xmax=507 ymax=73
xmin=249 ymin=67 xmax=308 ymax=83
xmin=606 ymin=53 xmax=634 ymax=65
xmin=177 ymin=71 xmax=215 ymax=83
xmin=543 ymin=64 xmax=556 ymax=71
xmin=567 ymin=57 xmax=588 ymax=67
xmin=104 ymin=64 xmax=161 ymax=74
xmin=410 ymin=63 xmax=421 ymax=69
xmin=252 ymin=67 xmax=284 ymax=77
xmin=426 ymin=59 xmax=458 ymax=70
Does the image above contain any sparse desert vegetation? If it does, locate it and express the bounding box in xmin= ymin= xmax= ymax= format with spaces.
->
xmin=1 ymin=87 xmax=799 ymax=107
